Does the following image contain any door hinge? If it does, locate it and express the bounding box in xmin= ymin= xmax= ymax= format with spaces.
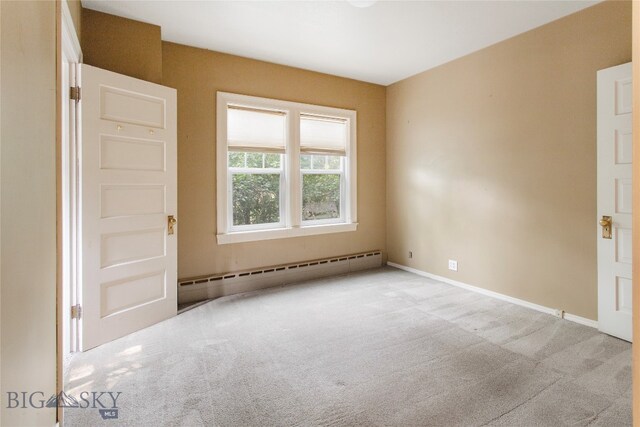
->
xmin=70 ymin=86 xmax=81 ymax=103
xmin=71 ymin=304 xmax=82 ymax=319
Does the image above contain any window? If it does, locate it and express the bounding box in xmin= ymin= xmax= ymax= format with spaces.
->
xmin=217 ymin=92 xmax=357 ymax=244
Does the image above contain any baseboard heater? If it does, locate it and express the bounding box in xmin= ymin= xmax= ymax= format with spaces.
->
xmin=178 ymin=250 xmax=383 ymax=304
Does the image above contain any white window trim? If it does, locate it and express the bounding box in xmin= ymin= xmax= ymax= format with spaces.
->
xmin=216 ymin=92 xmax=358 ymax=244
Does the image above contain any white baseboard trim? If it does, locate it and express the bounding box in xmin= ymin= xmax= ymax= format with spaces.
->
xmin=387 ymin=262 xmax=598 ymax=329
xmin=562 ymin=313 xmax=598 ymax=328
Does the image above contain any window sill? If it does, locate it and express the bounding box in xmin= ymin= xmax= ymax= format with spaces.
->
xmin=217 ymin=222 xmax=358 ymax=245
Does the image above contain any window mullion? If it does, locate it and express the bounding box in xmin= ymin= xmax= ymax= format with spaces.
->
xmin=227 ymin=168 xmax=233 ymax=232
xmin=340 ymin=159 xmax=346 ymax=223
xmin=229 ymin=167 xmax=281 ymax=174
xmin=289 ymin=109 xmax=301 ymax=227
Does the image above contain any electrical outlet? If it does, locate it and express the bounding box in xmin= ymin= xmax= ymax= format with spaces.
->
xmin=408 ymin=251 xmax=413 ymax=259
xmin=448 ymin=259 xmax=458 ymax=271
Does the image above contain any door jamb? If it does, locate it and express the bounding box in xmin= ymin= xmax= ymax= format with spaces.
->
xmin=57 ymin=0 xmax=82 ymax=423
xmin=631 ymin=3 xmax=639 ymax=426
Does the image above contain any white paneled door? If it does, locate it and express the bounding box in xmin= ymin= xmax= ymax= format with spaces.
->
xmin=80 ymin=64 xmax=177 ymax=350
xmin=597 ymin=62 xmax=632 ymax=342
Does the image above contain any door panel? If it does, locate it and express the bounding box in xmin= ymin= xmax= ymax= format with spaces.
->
xmin=100 ymin=85 xmax=166 ymax=128
xmin=81 ymin=64 xmax=177 ymax=350
xmin=597 ymin=62 xmax=632 ymax=342
xmin=100 ymin=135 xmax=166 ymax=171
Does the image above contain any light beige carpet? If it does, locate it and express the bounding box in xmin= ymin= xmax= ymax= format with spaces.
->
xmin=65 ymin=267 xmax=631 ymax=426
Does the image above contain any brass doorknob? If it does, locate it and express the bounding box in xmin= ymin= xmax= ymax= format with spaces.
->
xmin=168 ymin=215 xmax=177 ymax=235
xmin=600 ymin=215 xmax=612 ymax=239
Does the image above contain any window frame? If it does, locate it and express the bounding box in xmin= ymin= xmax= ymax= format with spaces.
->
xmin=216 ymin=92 xmax=358 ymax=244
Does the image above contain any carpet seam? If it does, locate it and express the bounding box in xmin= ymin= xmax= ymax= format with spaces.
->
xmin=479 ymin=376 xmax=563 ymax=426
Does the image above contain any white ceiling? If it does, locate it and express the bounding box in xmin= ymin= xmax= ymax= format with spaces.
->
xmin=82 ymin=0 xmax=600 ymax=86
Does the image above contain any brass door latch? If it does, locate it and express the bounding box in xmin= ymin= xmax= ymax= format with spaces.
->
xmin=168 ymin=215 xmax=177 ymax=235
xmin=599 ymin=216 xmax=612 ymax=239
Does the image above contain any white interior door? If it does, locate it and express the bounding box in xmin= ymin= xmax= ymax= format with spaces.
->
xmin=597 ymin=62 xmax=632 ymax=342
xmin=80 ymin=64 xmax=177 ymax=350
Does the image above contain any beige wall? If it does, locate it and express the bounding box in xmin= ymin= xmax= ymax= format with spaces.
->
xmin=80 ymin=11 xmax=387 ymax=280
xmin=82 ymin=8 xmax=162 ymax=84
xmin=162 ymin=43 xmax=386 ymax=279
xmin=1 ymin=1 xmax=58 ymax=425
xmin=386 ymin=0 xmax=631 ymax=320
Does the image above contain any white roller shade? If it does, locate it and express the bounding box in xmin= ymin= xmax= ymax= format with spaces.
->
xmin=300 ymin=114 xmax=347 ymax=155
xmin=227 ymin=105 xmax=286 ymax=153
